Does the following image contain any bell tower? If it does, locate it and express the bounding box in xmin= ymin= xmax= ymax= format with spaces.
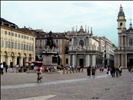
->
xmin=117 ymin=5 xmax=126 ymax=33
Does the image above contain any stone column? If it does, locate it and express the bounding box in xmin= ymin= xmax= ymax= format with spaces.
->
xmin=13 ymin=56 xmax=17 ymax=66
xmin=68 ymin=55 xmax=71 ymax=66
xmin=72 ymin=55 xmax=76 ymax=66
xmin=20 ymin=57 xmax=23 ymax=66
xmin=125 ymin=54 xmax=127 ymax=68
xmin=117 ymin=54 xmax=120 ymax=67
xmin=25 ymin=57 xmax=29 ymax=66
xmin=121 ymin=36 xmax=123 ymax=48
xmin=86 ymin=55 xmax=90 ymax=67
xmin=92 ymin=54 xmax=96 ymax=66
xmin=121 ymin=54 xmax=124 ymax=67
xmin=0 ymin=55 xmax=4 ymax=63
xmin=90 ymin=54 xmax=92 ymax=66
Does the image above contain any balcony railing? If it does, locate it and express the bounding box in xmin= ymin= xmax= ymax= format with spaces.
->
xmin=69 ymin=46 xmax=99 ymax=51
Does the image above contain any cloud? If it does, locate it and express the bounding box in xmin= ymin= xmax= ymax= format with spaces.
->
xmin=1 ymin=1 xmax=133 ymax=46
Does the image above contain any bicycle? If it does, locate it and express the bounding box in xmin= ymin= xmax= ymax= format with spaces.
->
xmin=37 ymin=72 xmax=42 ymax=83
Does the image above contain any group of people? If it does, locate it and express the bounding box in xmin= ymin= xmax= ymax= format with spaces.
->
xmin=0 ymin=63 xmax=13 ymax=74
xmin=127 ymin=66 xmax=133 ymax=73
xmin=87 ymin=66 xmax=96 ymax=78
xmin=107 ymin=66 xmax=122 ymax=77
xmin=61 ymin=65 xmax=84 ymax=74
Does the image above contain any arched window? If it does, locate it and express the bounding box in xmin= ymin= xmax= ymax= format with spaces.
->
xmin=79 ymin=40 xmax=84 ymax=47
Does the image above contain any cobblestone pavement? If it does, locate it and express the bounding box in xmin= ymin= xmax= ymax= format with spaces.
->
xmin=1 ymin=69 xmax=133 ymax=100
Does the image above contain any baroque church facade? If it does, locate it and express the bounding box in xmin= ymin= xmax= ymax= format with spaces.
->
xmin=114 ymin=5 xmax=133 ymax=68
xmin=67 ymin=26 xmax=103 ymax=67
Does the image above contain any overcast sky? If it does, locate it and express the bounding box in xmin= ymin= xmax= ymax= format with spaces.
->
xmin=1 ymin=1 xmax=133 ymax=46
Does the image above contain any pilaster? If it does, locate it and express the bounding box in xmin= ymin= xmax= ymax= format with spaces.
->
xmin=86 ymin=55 xmax=90 ymax=67
xmin=92 ymin=54 xmax=96 ymax=66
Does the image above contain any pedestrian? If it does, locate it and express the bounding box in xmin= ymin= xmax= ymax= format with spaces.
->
xmin=71 ymin=65 xmax=75 ymax=73
xmin=37 ymin=64 xmax=43 ymax=83
xmin=81 ymin=65 xmax=84 ymax=72
xmin=69 ymin=65 xmax=72 ymax=74
xmin=111 ymin=66 xmax=115 ymax=77
xmin=101 ymin=66 xmax=104 ymax=72
xmin=131 ymin=67 xmax=133 ymax=73
xmin=10 ymin=64 xmax=14 ymax=73
xmin=16 ymin=64 xmax=19 ymax=73
xmin=115 ymin=67 xmax=119 ymax=77
xmin=92 ymin=66 xmax=96 ymax=78
xmin=48 ymin=66 xmax=52 ymax=73
xmin=5 ymin=64 xmax=8 ymax=73
xmin=26 ymin=65 xmax=29 ymax=73
xmin=119 ymin=66 xmax=122 ymax=76
xmin=87 ymin=66 xmax=91 ymax=77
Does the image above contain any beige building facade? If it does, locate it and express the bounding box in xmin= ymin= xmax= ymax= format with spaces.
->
xmin=114 ymin=5 xmax=133 ymax=68
xmin=0 ymin=18 xmax=35 ymax=67
xmin=34 ymin=30 xmax=69 ymax=66
xmin=100 ymin=37 xmax=117 ymax=67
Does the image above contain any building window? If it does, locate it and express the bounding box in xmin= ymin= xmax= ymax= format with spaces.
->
xmin=11 ymin=33 xmax=14 ymax=36
xmin=5 ymin=31 xmax=7 ymax=34
xmin=21 ymin=44 xmax=23 ymax=50
xmin=5 ymin=41 xmax=7 ymax=47
xmin=3 ymin=40 xmax=5 ymax=47
xmin=24 ymin=44 xmax=25 ymax=50
xmin=27 ymin=45 xmax=28 ymax=50
xmin=18 ymin=43 xmax=20 ymax=49
xmin=79 ymin=40 xmax=84 ymax=47
xmin=56 ymin=40 xmax=58 ymax=43
xmin=8 ymin=32 xmax=10 ymax=35
xmin=18 ymin=34 xmax=20 ymax=38
xmin=2 ymin=40 xmax=4 ymax=47
xmin=66 ymin=58 xmax=68 ymax=64
xmin=15 ymin=34 xmax=17 ymax=37
xmin=52 ymin=57 xmax=57 ymax=63
xmin=15 ymin=43 xmax=17 ymax=49
xmin=0 ymin=40 xmax=3 ymax=47
xmin=21 ymin=35 xmax=23 ymax=38
xmin=11 ymin=42 xmax=13 ymax=48
xmin=129 ymin=39 xmax=133 ymax=46
xmin=8 ymin=41 xmax=10 ymax=48
xmin=29 ymin=46 xmax=31 ymax=51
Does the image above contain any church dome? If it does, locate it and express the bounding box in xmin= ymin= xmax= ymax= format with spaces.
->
xmin=118 ymin=5 xmax=125 ymax=17
xmin=118 ymin=11 xmax=125 ymax=17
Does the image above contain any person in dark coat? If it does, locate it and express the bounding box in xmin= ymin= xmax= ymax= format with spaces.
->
xmin=115 ymin=67 xmax=119 ymax=77
xmin=111 ymin=66 xmax=115 ymax=77
xmin=87 ymin=66 xmax=91 ymax=77
xmin=92 ymin=67 xmax=96 ymax=78
xmin=5 ymin=64 xmax=8 ymax=73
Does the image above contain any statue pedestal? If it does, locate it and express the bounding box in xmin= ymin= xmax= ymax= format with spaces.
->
xmin=42 ymin=52 xmax=58 ymax=66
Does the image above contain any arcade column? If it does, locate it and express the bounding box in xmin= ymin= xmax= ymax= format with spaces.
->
xmin=20 ymin=57 xmax=23 ymax=66
xmin=86 ymin=55 xmax=90 ymax=67
xmin=13 ymin=56 xmax=17 ymax=66
xmin=92 ymin=54 xmax=96 ymax=66
xmin=72 ymin=55 xmax=76 ymax=66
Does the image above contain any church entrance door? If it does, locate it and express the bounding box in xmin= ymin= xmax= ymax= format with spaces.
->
xmin=129 ymin=59 xmax=133 ymax=66
xmin=79 ymin=59 xmax=84 ymax=67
